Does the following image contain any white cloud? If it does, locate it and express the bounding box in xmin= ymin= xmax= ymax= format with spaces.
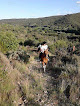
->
xmin=76 ymin=1 xmax=80 ymax=4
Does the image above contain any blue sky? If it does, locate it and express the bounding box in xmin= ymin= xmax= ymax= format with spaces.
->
xmin=0 ymin=0 xmax=80 ymax=19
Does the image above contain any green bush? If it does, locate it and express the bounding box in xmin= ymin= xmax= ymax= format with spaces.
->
xmin=49 ymin=40 xmax=68 ymax=53
xmin=55 ymin=40 xmax=68 ymax=49
xmin=0 ymin=31 xmax=18 ymax=53
xmin=24 ymin=38 xmax=39 ymax=47
xmin=49 ymin=44 xmax=56 ymax=53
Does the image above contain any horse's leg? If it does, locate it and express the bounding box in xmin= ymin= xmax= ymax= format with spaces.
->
xmin=44 ymin=64 xmax=46 ymax=72
xmin=42 ymin=62 xmax=46 ymax=72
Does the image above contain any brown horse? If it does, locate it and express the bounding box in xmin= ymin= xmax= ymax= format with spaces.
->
xmin=40 ymin=49 xmax=49 ymax=72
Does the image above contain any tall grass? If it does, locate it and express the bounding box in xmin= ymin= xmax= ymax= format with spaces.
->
xmin=0 ymin=69 xmax=15 ymax=106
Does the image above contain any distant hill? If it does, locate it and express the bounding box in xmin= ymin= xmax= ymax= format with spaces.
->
xmin=54 ymin=13 xmax=80 ymax=27
xmin=0 ymin=15 xmax=62 ymax=27
xmin=0 ymin=13 xmax=80 ymax=28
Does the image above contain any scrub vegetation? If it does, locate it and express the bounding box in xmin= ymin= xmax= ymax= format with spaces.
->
xmin=0 ymin=13 xmax=80 ymax=105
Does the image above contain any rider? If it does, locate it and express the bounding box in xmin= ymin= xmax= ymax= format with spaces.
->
xmin=73 ymin=45 xmax=75 ymax=53
xmin=67 ymin=44 xmax=75 ymax=55
xmin=38 ymin=41 xmax=49 ymax=61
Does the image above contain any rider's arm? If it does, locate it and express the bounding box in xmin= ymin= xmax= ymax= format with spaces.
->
xmin=37 ymin=47 xmax=40 ymax=52
xmin=37 ymin=45 xmax=41 ymax=52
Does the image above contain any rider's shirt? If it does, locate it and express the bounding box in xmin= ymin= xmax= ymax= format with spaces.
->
xmin=40 ymin=45 xmax=48 ymax=53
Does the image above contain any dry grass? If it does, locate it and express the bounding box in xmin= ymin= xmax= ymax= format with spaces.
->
xmin=0 ymin=52 xmax=13 ymax=73
xmin=0 ymin=52 xmax=22 ymax=106
xmin=5 ymin=56 xmax=45 ymax=105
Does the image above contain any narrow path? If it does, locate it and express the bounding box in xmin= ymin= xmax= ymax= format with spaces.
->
xmin=27 ymin=57 xmax=59 ymax=106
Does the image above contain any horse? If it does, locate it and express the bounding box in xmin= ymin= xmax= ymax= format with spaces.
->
xmin=40 ymin=49 xmax=49 ymax=72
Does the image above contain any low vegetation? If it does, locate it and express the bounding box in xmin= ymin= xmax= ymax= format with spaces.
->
xmin=0 ymin=13 xmax=80 ymax=105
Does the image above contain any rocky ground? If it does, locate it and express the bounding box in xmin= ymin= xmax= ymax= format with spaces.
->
xmin=0 ymin=49 xmax=80 ymax=106
xmin=16 ymin=50 xmax=80 ymax=106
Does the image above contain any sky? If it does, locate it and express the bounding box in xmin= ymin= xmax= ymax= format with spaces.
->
xmin=0 ymin=0 xmax=80 ymax=19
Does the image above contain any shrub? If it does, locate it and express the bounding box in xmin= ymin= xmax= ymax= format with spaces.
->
xmin=7 ymin=50 xmax=30 ymax=63
xmin=24 ymin=39 xmax=34 ymax=46
xmin=49 ymin=40 xmax=68 ymax=53
xmin=55 ymin=40 xmax=68 ymax=49
xmin=24 ymin=38 xmax=39 ymax=47
xmin=49 ymin=44 xmax=56 ymax=53
xmin=0 ymin=31 xmax=18 ymax=53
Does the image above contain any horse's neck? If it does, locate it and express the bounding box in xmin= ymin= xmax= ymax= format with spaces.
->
xmin=44 ymin=50 xmax=48 ymax=58
xmin=44 ymin=50 xmax=48 ymax=55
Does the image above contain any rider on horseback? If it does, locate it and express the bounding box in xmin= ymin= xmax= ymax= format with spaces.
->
xmin=38 ymin=41 xmax=49 ymax=61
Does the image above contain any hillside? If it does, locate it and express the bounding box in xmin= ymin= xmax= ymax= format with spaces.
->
xmin=0 ymin=12 xmax=80 ymax=106
xmin=54 ymin=13 xmax=80 ymax=27
xmin=0 ymin=47 xmax=80 ymax=106
xmin=0 ymin=15 xmax=62 ymax=27
xmin=0 ymin=13 xmax=80 ymax=28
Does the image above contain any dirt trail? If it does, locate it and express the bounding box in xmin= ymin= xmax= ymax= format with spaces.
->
xmin=27 ymin=57 xmax=59 ymax=106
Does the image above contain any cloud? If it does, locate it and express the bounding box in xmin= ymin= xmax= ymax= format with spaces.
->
xmin=76 ymin=1 xmax=80 ymax=4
